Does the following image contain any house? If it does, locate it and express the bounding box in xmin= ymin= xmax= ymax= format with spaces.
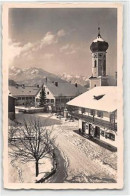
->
xmin=67 ymin=86 xmax=118 ymax=148
xmin=36 ymin=80 xmax=87 ymax=111
xmin=9 ymin=84 xmax=42 ymax=107
xmin=8 ymin=92 xmax=16 ymax=120
xmin=9 ymin=81 xmax=87 ymax=110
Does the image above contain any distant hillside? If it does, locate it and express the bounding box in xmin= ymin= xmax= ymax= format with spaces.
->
xmin=9 ymin=66 xmax=66 ymax=86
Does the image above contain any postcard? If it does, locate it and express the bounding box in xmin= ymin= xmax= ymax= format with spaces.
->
xmin=2 ymin=2 xmax=123 ymax=189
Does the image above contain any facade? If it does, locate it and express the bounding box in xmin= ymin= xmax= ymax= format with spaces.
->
xmin=67 ymin=87 xmax=118 ymax=148
xmin=8 ymin=94 xmax=15 ymax=120
xmin=9 ymin=85 xmax=42 ymax=107
xmin=89 ymin=27 xmax=109 ymax=89
xmin=9 ymin=81 xmax=87 ymax=111
xmin=41 ymin=81 xmax=87 ymax=111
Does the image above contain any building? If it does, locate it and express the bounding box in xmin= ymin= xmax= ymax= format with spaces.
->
xmin=9 ymin=84 xmax=42 ymax=107
xmin=36 ymin=81 xmax=87 ymax=111
xmin=8 ymin=93 xmax=16 ymax=120
xmin=89 ymin=27 xmax=109 ymax=89
xmin=9 ymin=81 xmax=87 ymax=110
xmin=67 ymin=86 xmax=118 ymax=148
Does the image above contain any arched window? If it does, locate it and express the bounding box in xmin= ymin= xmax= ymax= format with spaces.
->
xmin=94 ymin=60 xmax=97 ymax=68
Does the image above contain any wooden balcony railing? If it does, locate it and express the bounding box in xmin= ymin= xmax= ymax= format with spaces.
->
xmin=70 ymin=112 xmax=117 ymax=131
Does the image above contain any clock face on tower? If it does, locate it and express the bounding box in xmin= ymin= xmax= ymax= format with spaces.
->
xmin=94 ymin=53 xmax=97 ymax=58
xmin=99 ymin=53 xmax=103 ymax=58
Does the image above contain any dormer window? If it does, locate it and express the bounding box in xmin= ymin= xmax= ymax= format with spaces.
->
xmin=93 ymin=94 xmax=105 ymax=100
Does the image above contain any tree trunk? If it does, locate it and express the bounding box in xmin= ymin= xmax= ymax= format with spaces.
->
xmin=35 ymin=160 xmax=39 ymax=177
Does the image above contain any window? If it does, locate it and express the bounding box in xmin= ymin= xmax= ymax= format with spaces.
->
xmin=105 ymin=133 xmax=115 ymax=141
xmin=109 ymin=133 xmax=115 ymax=141
xmin=56 ymin=99 xmax=60 ymax=103
xmin=90 ymin=109 xmax=95 ymax=116
xmin=46 ymin=99 xmax=49 ymax=103
xmin=47 ymin=92 xmax=49 ymax=95
xmin=22 ymin=97 xmax=25 ymax=100
xmin=99 ymin=53 xmax=102 ymax=58
xmin=101 ymin=130 xmax=104 ymax=136
xmin=61 ymin=99 xmax=66 ymax=103
xmin=94 ymin=60 xmax=97 ymax=68
xmin=97 ymin=111 xmax=103 ymax=118
xmin=81 ymin=108 xmax=85 ymax=114
xmin=51 ymin=99 xmax=54 ymax=103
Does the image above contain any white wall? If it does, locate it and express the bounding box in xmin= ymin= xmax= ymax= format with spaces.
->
xmin=89 ymin=78 xmax=101 ymax=89
xmin=35 ymin=86 xmax=55 ymax=103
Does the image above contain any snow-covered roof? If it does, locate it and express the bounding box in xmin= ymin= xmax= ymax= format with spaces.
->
xmin=44 ymin=82 xmax=87 ymax=97
xmin=67 ymin=86 xmax=118 ymax=112
xmin=9 ymin=85 xmax=41 ymax=97
xmin=93 ymin=36 xmax=104 ymax=43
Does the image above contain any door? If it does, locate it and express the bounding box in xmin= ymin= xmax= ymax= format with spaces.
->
xmin=82 ymin=122 xmax=86 ymax=133
xmin=94 ymin=126 xmax=100 ymax=139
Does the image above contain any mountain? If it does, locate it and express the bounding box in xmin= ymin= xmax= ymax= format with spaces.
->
xmin=9 ymin=66 xmax=66 ymax=86
xmin=9 ymin=66 xmax=91 ymax=88
xmin=58 ymin=73 xmax=90 ymax=87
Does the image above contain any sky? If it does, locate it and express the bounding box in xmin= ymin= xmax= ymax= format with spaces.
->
xmin=8 ymin=8 xmax=117 ymax=77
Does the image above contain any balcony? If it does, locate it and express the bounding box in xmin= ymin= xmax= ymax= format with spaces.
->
xmin=70 ymin=112 xmax=117 ymax=131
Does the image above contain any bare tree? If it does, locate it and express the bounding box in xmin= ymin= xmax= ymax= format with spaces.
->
xmin=8 ymin=119 xmax=54 ymax=177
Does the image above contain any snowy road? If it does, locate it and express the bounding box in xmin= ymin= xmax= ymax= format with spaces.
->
xmin=49 ymin=119 xmax=117 ymax=183
xmin=13 ymin=113 xmax=117 ymax=183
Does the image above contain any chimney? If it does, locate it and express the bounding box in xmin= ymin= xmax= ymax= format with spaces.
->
xmin=75 ymin=83 xmax=78 ymax=87
xmin=55 ymin=82 xmax=58 ymax=87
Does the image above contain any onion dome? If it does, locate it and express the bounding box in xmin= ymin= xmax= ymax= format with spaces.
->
xmin=90 ymin=27 xmax=109 ymax=52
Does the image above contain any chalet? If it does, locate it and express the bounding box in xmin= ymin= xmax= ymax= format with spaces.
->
xmin=67 ymin=86 xmax=118 ymax=148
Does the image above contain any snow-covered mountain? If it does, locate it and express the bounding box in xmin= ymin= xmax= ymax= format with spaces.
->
xmin=9 ymin=66 xmax=66 ymax=86
xmin=59 ymin=73 xmax=90 ymax=87
xmin=9 ymin=66 xmax=90 ymax=87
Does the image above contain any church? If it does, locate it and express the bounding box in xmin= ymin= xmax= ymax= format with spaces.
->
xmin=67 ymin=28 xmax=118 ymax=149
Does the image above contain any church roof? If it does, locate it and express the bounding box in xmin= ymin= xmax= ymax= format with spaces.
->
xmin=67 ymin=86 xmax=118 ymax=112
xmin=90 ymin=27 xmax=109 ymax=52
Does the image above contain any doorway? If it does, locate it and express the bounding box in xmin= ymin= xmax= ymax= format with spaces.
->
xmin=94 ymin=126 xmax=100 ymax=139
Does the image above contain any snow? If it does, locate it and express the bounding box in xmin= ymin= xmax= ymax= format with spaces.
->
xmin=9 ymin=113 xmax=117 ymax=183
xmin=50 ymin=119 xmax=117 ymax=183
xmin=8 ymin=154 xmax=53 ymax=183
xmin=31 ymin=69 xmax=39 ymax=75
xmin=93 ymin=36 xmax=104 ymax=43
xmin=67 ymin=86 xmax=118 ymax=112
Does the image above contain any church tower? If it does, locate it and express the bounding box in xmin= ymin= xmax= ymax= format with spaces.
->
xmin=89 ymin=27 xmax=109 ymax=89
